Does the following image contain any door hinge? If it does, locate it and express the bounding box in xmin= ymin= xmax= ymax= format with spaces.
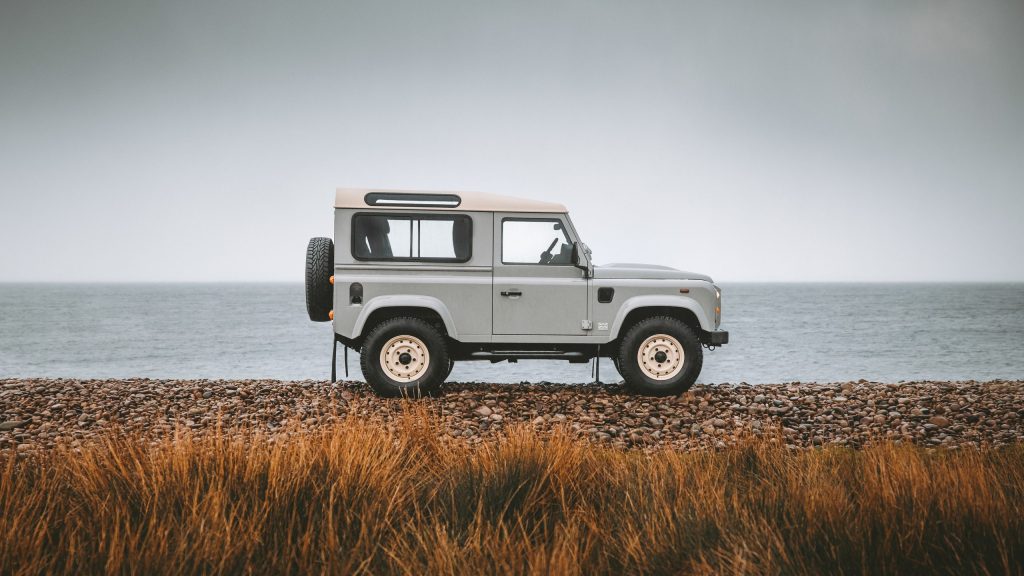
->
xmin=581 ymin=319 xmax=593 ymax=330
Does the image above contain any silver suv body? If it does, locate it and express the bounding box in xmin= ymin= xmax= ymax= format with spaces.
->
xmin=305 ymin=188 xmax=728 ymax=397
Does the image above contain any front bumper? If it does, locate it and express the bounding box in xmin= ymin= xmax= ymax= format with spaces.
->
xmin=705 ymin=330 xmax=729 ymax=346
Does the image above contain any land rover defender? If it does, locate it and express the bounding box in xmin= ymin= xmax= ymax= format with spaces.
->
xmin=305 ymin=189 xmax=728 ymax=397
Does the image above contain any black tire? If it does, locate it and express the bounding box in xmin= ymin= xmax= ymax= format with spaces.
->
xmin=443 ymin=358 xmax=455 ymax=382
xmin=305 ymin=237 xmax=334 ymax=322
xmin=360 ymin=317 xmax=449 ymax=398
xmin=617 ymin=316 xmax=703 ymax=396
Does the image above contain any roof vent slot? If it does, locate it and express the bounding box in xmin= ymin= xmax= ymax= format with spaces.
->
xmin=364 ymin=192 xmax=461 ymax=208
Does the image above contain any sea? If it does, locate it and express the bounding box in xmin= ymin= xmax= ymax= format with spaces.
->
xmin=1 ymin=283 xmax=1022 ymax=384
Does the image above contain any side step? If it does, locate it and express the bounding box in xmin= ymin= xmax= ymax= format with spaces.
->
xmin=469 ymin=350 xmax=589 ymax=363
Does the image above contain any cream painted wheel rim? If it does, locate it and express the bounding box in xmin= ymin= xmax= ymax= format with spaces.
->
xmin=379 ymin=335 xmax=430 ymax=382
xmin=637 ymin=333 xmax=684 ymax=380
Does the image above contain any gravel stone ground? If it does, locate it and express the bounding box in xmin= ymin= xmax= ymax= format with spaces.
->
xmin=1 ymin=379 xmax=1022 ymax=454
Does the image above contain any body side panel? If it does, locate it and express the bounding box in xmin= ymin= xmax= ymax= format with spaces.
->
xmin=328 ymin=207 xmax=718 ymax=346
xmin=332 ymin=209 xmax=493 ymax=339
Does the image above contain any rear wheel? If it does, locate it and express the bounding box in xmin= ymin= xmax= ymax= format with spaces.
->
xmin=618 ymin=316 xmax=702 ymax=396
xmin=360 ymin=317 xmax=448 ymax=398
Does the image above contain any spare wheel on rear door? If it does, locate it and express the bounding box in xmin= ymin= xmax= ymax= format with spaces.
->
xmin=305 ymin=237 xmax=334 ymax=322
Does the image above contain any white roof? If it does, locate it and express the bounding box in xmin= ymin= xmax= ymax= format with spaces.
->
xmin=334 ymin=188 xmax=567 ymax=213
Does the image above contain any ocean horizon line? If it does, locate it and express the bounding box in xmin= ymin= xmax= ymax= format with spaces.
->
xmin=2 ymin=280 xmax=1023 ymax=285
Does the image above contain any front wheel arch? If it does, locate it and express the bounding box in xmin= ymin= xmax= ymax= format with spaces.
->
xmin=614 ymin=305 xmax=703 ymax=340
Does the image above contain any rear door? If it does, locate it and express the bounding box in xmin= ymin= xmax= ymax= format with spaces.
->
xmin=492 ymin=214 xmax=588 ymax=335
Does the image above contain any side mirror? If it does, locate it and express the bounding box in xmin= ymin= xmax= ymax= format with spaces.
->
xmin=572 ymin=242 xmax=591 ymax=278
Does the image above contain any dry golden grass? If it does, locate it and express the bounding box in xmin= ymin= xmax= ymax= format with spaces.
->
xmin=1 ymin=412 xmax=1021 ymax=575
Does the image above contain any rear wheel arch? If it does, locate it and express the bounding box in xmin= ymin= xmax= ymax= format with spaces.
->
xmin=356 ymin=303 xmax=454 ymax=343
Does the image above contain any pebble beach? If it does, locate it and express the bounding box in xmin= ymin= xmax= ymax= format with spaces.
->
xmin=2 ymin=379 xmax=1022 ymax=454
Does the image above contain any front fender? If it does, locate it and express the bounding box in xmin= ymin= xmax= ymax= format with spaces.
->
xmin=352 ymin=295 xmax=458 ymax=339
xmin=608 ymin=295 xmax=712 ymax=339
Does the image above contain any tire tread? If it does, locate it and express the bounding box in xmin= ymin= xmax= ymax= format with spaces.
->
xmin=305 ymin=237 xmax=334 ymax=322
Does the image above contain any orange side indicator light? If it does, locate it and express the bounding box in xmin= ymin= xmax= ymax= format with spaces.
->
xmin=328 ymin=310 xmax=334 ymax=320
xmin=329 ymin=275 xmax=335 ymax=285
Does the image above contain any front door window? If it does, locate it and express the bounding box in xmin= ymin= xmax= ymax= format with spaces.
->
xmin=502 ymin=219 xmax=573 ymax=265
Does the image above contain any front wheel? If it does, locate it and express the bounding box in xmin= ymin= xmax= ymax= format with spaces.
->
xmin=360 ymin=317 xmax=449 ymax=398
xmin=617 ymin=316 xmax=703 ymax=396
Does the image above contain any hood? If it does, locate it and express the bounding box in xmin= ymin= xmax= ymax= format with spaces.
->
xmin=593 ymin=263 xmax=713 ymax=282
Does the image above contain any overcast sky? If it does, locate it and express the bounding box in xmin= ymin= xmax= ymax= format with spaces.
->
xmin=1 ymin=0 xmax=1022 ymax=282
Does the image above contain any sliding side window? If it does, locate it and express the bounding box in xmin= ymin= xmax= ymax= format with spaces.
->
xmin=351 ymin=213 xmax=472 ymax=263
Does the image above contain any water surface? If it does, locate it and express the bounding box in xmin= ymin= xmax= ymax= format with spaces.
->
xmin=1 ymin=283 xmax=1021 ymax=384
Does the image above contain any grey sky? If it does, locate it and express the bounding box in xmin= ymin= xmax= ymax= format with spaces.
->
xmin=1 ymin=0 xmax=1022 ymax=282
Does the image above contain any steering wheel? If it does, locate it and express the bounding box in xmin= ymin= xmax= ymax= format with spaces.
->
xmin=538 ymin=237 xmax=559 ymax=264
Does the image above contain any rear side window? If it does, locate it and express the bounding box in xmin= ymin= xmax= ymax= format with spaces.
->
xmin=351 ymin=213 xmax=472 ymax=262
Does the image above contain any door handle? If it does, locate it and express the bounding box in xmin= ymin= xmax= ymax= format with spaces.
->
xmin=500 ymin=290 xmax=522 ymax=297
